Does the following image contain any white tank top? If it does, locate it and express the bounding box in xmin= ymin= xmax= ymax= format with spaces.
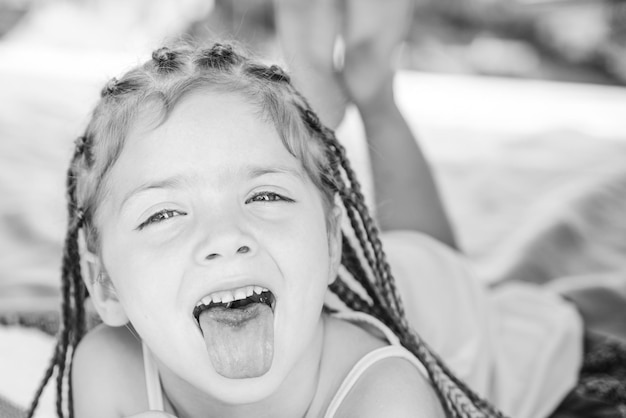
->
xmin=141 ymin=311 xmax=429 ymax=417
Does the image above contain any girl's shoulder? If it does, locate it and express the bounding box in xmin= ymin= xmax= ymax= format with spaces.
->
xmin=320 ymin=314 xmax=445 ymax=417
xmin=335 ymin=354 xmax=445 ymax=417
xmin=72 ymin=324 xmax=146 ymax=417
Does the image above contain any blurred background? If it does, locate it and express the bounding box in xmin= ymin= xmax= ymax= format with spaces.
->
xmin=1 ymin=0 xmax=626 ymax=303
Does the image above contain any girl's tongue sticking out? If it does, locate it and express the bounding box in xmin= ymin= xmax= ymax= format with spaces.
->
xmin=195 ymin=289 xmax=275 ymax=379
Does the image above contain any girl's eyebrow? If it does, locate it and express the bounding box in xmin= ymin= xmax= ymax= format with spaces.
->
xmin=120 ymin=165 xmax=305 ymax=210
xmin=246 ymin=165 xmax=306 ymax=181
xmin=120 ymin=177 xmax=185 ymax=210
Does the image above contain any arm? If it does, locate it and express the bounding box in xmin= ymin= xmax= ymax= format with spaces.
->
xmin=275 ymin=0 xmax=457 ymax=248
xmin=358 ymin=94 xmax=456 ymax=247
xmin=273 ymin=0 xmax=348 ymax=129
xmin=339 ymin=0 xmax=457 ymax=248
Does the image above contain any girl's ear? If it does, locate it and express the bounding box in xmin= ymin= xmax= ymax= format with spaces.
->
xmin=82 ymin=252 xmax=129 ymax=327
xmin=327 ymin=206 xmax=343 ymax=285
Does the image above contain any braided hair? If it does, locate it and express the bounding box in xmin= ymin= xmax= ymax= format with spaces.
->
xmin=28 ymin=43 xmax=506 ymax=418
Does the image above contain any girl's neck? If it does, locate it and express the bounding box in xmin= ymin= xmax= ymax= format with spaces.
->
xmin=158 ymin=317 xmax=328 ymax=418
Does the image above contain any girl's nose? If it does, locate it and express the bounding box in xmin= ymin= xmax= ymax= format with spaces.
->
xmin=205 ymin=245 xmax=250 ymax=261
xmin=194 ymin=211 xmax=257 ymax=263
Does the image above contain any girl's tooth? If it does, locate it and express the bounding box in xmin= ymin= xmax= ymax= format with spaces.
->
xmin=203 ymin=286 xmax=261 ymax=307
xmin=245 ymin=285 xmax=254 ymax=297
xmin=234 ymin=288 xmax=247 ymax=301
xmin=221 ymin=291 xmax=235 ymax=304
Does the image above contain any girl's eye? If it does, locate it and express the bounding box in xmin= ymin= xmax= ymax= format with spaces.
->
xmin=137 ymin=209 xmax=187 ymax=230
xmin=246 ymin=191 xmax=294 ymax=204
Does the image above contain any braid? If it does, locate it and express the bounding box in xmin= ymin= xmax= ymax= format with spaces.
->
xmin=299 ymin=105 xmax=406 ymax=321
xmin=246 ymin=64 xmax=291 ymax=83
xmin=290 ymin=89 xmax=506 ymax=417
xmin=25 ymin=342 xmax=59 ymax=418
xmin=340 ymin=233 xmax=381 ymax=307
xmin=297 ymin=106 xmax=382 ymax=285
xmin=55 ymin=154 xmax=83 ymax=418
xmin=333 ymin=150 xmax=405 ymax=320
xmin=28 ymin=140 xmax=89 ymax=418
xmin=328 ymin=277 xmax=376 ymax=317
xmin=338 ymin=235 xmax=401 ymax=333
xmin=100 ymin=77 xmax=138 ymax=98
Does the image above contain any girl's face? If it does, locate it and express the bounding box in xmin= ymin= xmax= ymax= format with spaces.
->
xmin=95 ymin=91 xmax=340 ymax=403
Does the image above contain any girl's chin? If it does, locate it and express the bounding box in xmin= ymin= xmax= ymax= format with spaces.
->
xmin=197 ymin=368 xmax=283 ymax=404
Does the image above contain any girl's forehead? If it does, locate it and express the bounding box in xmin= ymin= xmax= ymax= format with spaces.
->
xmin=115 ymin=91 xmax=301 ymax=182
xmin=132 ymin=90 xmax=263 ymax=138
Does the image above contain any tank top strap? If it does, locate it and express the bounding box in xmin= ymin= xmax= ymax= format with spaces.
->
xmin=323 ymin=345 xmax=429 ymax=418
xmin=323 ymin=311 xmax=429 ymax=418
xmin=142 ymin=342 xmax=165 ymax=411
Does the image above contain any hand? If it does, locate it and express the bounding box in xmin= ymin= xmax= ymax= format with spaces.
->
xmin=274 ymin=0 xmax=349 ymax=128
xmin=338 ymin=0 xmax=415 ymax=110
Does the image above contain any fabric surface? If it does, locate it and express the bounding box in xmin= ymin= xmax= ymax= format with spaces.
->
xmin=379 ymin=230 xmax=584 ymax=418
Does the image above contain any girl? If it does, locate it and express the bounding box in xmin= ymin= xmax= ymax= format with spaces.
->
xmin=26 ymin=43 xmax=502 ymax=417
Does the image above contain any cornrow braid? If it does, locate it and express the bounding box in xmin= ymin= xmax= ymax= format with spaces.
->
xmin=29 ymin=43 xmax=506 ymax=418
xmin=100 ymin=77 xmax=140 ymax=99
xmin=194 ymin=43 xmax=241 ymax=70
xmin=151 ymin=46 xmax=182 ymax=74
xmin=100 ymin=77 xmax=119 ymax=98
xmin=246 ymin=64 xmax=291 ymax=83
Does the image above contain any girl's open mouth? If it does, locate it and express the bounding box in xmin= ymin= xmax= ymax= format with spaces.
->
xmin=192 ymin=285 xmax=277 ymax=379
xmin=192 ymin=286 xmax=276 ymax=324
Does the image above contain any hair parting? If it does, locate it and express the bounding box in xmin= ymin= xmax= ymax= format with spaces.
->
xmin=30 ymin=43 xmax=506 ymax=418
